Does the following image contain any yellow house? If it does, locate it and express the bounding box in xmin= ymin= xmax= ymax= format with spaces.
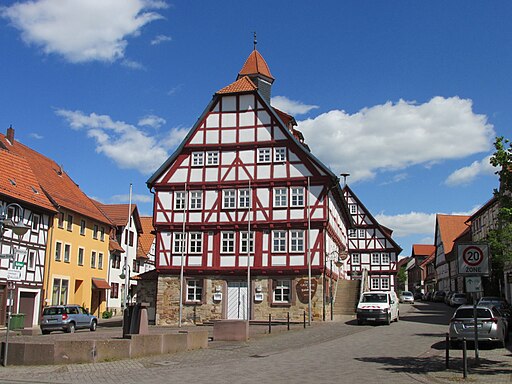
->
xmin=5 ymin=128 xmax=112 ymax=317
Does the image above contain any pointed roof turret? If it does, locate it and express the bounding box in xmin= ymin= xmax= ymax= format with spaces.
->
xmin=237 ymin=49 xmax=274 ymax=82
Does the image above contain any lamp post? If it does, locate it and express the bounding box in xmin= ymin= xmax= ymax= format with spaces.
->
xmin=119 ymin=264 xmax=131 ymax=306
xmin=0 ymin=202 xmax=30 ymax=367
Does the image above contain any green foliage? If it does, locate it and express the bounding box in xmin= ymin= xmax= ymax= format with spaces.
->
xmin=102 ymin=310 xmax=113 ymax=319
xmin=397 ymin=265 xmax=407 ymax=284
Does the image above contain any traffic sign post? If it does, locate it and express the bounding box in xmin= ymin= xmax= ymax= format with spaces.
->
xmin=465 ymin=276 xmax=482 ymax=293
xmin=457 ymin=243 xmax=489 ymax=275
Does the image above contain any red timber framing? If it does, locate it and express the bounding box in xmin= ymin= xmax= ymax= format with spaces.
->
xmin=343 ymin=185 xmax=402 ymax=291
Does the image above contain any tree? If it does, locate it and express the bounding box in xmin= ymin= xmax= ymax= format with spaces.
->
xmin=488 ymin=136 xmax=512 ymax=286
xmin=397 ymin=265 xmax=407 ymax=292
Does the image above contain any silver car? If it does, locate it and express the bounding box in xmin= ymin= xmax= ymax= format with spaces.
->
xmin=449 ymin=293 xmax=468 ymax=307
xmin=399 ymin=291 xmax=414 ymax=304
xmin=40 ymin=305 xmax=98 ymax=334
xmin=449 ymin=305 xmax=508 ymax=348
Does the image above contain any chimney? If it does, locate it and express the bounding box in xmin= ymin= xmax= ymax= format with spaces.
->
xmin=6 ymin=126 xmax=14 ymax=145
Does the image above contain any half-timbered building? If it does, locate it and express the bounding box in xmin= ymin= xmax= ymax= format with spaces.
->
xmin=0 ymin=134 xmax=57 ymax=327
xmin=146 ymin=48 xmax=351 ymax=324
xmin=343 ymin=185 xmax=402 ymax=292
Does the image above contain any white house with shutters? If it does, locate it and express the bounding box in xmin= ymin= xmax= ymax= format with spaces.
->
xmin=144 ymin=48 xmax=352 ymax=325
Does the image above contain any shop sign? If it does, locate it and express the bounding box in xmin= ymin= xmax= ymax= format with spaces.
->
xmin=296 ymin=278 xmax=317 ymax=304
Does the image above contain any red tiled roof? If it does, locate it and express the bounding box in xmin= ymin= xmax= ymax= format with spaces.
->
xmin=273 ymin=108 xmax=296 ymax=127
xmin=0 ymin=149 xmax=56 ymax=212
xmin=238 ymin=50 xmax=274 ymax=80
xmin=217 ymin=76 xmax=257 ymax=94
xmin=437 ymin=214 xmax=471 ymax=254
xmin=95 ymin=203 xmax=133 ymax=227
xmin=0 ymin=132 xmax=110 ymax=224
xmin=109 ymin=238 xmax=125 ymax=253
xmin=412 ymin=244 xmax=436 ymax=257
xmin=139 ymin=216 xmax=155 ymax=256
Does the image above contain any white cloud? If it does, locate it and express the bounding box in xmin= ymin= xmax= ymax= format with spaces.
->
xmin=138 ymin=114 xmax=166 ymax=128
xmin=55 ymin=109 xmax=187 ymax=175
xmin=121 ymin=59 xmax=146 ymax=70
xmin=271 ymin=96 xmax=319 ymax=116
xmin=1 ymin=0 xmax=167 ymax=63
xmin=110 ymin=193 xmax=152 ymax=203
xmin=28 ymin=132 xmax=43 ymax=139
xmin=151 ymin=34 xmax=171 ymax=45
xmin=298 ymin=97 xmax=495 ymax=182
xmin=444 ymin=155 xmax=497 ymax=186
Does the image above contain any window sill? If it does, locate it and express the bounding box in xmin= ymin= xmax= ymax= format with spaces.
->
xmin=271 ymin=302 xmax=291 ymax=308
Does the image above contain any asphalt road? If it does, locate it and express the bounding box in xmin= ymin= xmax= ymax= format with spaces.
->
xmin=0 ymin=301 xmax=509 ymax=384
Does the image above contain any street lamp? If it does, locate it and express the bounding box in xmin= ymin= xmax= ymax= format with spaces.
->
xmin=119 ymin=264 xmax=131 ymax=307
xmin=0 ymin=202 xmax=30 ymax=367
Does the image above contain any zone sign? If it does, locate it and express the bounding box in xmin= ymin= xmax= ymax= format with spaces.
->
xmin=457 ymin=243 xmax=489 ymax=275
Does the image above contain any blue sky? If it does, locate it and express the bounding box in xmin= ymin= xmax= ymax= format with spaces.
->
xmin=1 ymin=1 xmax=510 ymax=257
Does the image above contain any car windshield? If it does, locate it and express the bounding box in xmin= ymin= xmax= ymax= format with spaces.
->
xmin=401 ymin=292 xmax=413 ymax=296
xmin=454 ymin=308 xmax=493 ymax=319
xmin=453 ymin=294 xmax=465 ymax=298
xmin=361 ymin=294 xmax=388 ymax=303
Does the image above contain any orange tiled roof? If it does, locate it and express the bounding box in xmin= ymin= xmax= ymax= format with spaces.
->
xmin=0 ymin=131 xmax=111 ymax=225
xmin=0 ymin=149 xmax=56 ymax=212
xmin=139 ymin=216 xmax=155 ymax=256
xmin=412 ymin=244 xmax=436 ymax=257
xmin=109 ymin=238 xmax=125 ymax=253
xmin=217 ymin=76 xmax=257 ymax=94
xmin=136 ymin=241 xmax=148 ymax=259
xmin=437 ymin=214 xmax=471 ymax=254
xmin=238 ymin=50 xmax=274 ymax=80
xmin=95 ymin=203 xmax=133 ymax=227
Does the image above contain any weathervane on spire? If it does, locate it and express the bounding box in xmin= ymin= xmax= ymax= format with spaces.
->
xmin=253 ymin=32 xmax=257 ymax=50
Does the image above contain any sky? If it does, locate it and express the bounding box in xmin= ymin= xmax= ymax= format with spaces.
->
xmin=1 ymin=1 xmax=510 ymax=257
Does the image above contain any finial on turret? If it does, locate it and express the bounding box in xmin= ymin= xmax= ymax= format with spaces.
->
xmin=253 ymin=32 xmax=257 ymax=50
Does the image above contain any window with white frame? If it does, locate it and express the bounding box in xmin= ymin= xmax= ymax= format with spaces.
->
xmin=98 ymin=253 xmax=103 ymax=269
xmin=52 ymin=278 xmax=69 ymax=305
xmin=221 ymin=232 xmax=235 ymax=253
xmin=350 ymin=204 xmax=357 ymax=214
xmin=381 ymin=278 xmax=390 ymax=290
xmin=27 ymin=250 xmax=35 ymax=270
xmin=240 ymin=232 xmax=254 ymax=253
xmin=206 ymin=151 xmax=219 ymax=165
xmin=358 ymin=229 xmax=365 ymax=238
xmin=32 ymin=214 xmax=40 ymax=231
xmin=272 ymin=231 xmax=286 ymax=252
xmin=91 ymin=251 xmax=96 ymax=268
xmin=189 ymin=191 xmax=202 ymax=210
xmin=371 ymin=278 xmax=380 ymax=290
xmin=273 ymin=279 xmax=291 ymax=303
xmin=352 ymin=253 xmax=360 ymax=264
xmin=189 ymin=232 xmax=202 ymax=253
xmin=371 ymin=253 xmax=380 ymax=264
xmin=80 ymin=219 xmax=86 ymax=236
xmin=93 ymin=224 xmax=98 ymax=239
xmin=66 ymin=214 xmax=73 ymax=231
xmin=274 ymin=188 xmax=287 ymax=207
xmin=192 ymin=152 xmax=204 ymax=166
xmin=64 ymin=244 xmax=71 ymax=263
xmin=274 ymin=147 xmax=286 ymax=162
xmin=223 ymin=190 xmax=236 ymax=209
xmin=381 ymin=253 xmax=390 ymax=264
xmin=258 ymin=148 xmax=271 ymax=163
xmin=173 ymin=233 xmax=185 ymax=254
xmin=290 ymin=230 xmax=304 ymax=252
xmin=239 ymin=189 xmax=250 ymax=209
xmin=100 ymin=227 xmax=105 ymax=241
xmin=175 ymin=191 xmax=186 ymax=210
xmin=290 ymin=187 xmax=304 ymax=207
xmin=348 ymin=229 xmax=356 ymax=238
xmin=55 ymin=241 xmax=62 ymax=261
xmin=77 ymin=248 xmax=84 ymax=266
xmin=186 ymin=279 xmax=203 ymax=302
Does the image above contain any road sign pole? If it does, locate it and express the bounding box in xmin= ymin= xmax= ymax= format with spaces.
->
xmin=3 ymin=285 xmax=13 ymax=367
xmin=473 ymin=293 xmax=479 ymax=363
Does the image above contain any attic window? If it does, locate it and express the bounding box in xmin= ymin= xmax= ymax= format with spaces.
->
xmin=8 ymin=178 xmax=16 ymax=186
xmin=31 ymin=186 xmax=39 ymax=194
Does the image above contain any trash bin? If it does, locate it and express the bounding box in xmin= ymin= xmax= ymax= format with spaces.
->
xmin=9 ymin=313 xmax=25 ymax=330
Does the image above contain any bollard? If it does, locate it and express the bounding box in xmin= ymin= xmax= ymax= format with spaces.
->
xmin=445 ymin=333 xmax=450 ymax=369
xmin=462 ymin=338 xmax=468 ymax=379
xmin=303 ymin=311 xmax=306 ymax=328
xmin=287 ymin=312 xmax=290 ymax=331
xmin=268 ymin=313 xmax=272 ymax=334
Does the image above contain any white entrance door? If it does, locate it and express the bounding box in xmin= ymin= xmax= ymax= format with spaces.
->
xmin=227 ymin=281 xmax=248 ymax=320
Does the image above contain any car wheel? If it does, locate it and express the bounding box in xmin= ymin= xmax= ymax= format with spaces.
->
xmin=357 ymin=319 xmax=363 ymax=325
xmin=450 ymin=339 xmax=460 ymax=349
xmin=41 ymin=330 xmax=50 ymax=335
xmin=66 ymin=322 xmax=76 ymax=333
xmin=90 ymin=320 xmax=97 ymax=332
xmin=386 ymin=314 xmax=391 ymax=325
xmin=395 ymin=311 xmax=399 ymax=322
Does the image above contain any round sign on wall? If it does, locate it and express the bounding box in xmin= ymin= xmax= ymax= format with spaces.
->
xmin=457 ymin=243 xmax=489 ymax=275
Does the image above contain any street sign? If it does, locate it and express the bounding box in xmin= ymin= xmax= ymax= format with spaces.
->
xmin=0 ymin=253 xmax=13 ymax=259
xmin=7 ymin=269 xmax=21 ymax=281
xmin=13 ymin=261 xmax=25 ymax=268
xmin=465 ymin=276 xmax=482 ymax=293
xmin=457 ymin=243 xmax=489 ymax=275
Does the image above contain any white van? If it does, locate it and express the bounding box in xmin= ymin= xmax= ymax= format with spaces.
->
xmin=356 ymin=291 xmax=399 ymax=325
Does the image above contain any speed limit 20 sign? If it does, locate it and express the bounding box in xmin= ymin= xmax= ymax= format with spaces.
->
xmin=457 ymin=243 xmax=489 ymax=275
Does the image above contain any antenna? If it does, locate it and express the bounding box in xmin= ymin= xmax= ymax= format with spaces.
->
xmin=253 ymin=32 xmax=257 ymax=50
xmin=340 ymin=173 xmax=350 ymax=186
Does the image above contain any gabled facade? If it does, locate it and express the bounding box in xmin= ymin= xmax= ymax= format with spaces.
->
xmin=434 ymin=214 xmax=470 ymax=292
xmin=407 ymin=244 xmax=436 ymax=294
xmin=0 ymin=141 xmax=57 ymax=326
xmin=0 ymin=128 xmax=112 ymax=318
xmin=146 ymin=49 xmax=351 ymax=324
xmin=95 ymin=203 xmax=142 ymax=313
xmin=343 ymin=185 xmax=402 ymax=292
xmin=139 ymin=216 xmax=156 ymax=273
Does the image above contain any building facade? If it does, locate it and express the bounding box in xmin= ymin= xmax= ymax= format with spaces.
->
xmin=145 ymin=49 xmax=351 ymax=325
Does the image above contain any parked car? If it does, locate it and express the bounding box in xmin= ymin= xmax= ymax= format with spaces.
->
xmin=413 ymin=291 xmax=423 ymax=301
xmin=40 ymin=305 xmax=98 ymax=334
xmin=356 ymin=291 xmax=400 ymax=325
xmin=478 ymin=297 xmax=511 ymax=327
xmin=445 ymin=291 xmax=455 ymax=305
xmin=449 ymin=293 xmax=468 ymax=307
xmin=449 ymin=305 xmax=508 ymax=348
xmin=433 ymin=291 xmax=446 ymax=302
xmin=399 ymin=291 xmax=414 ymax=304
xmin=423 ymin=291 xmax=433 ymax=301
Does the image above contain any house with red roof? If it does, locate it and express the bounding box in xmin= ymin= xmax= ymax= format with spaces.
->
xmin=407 ymin=244 xmax=436 ymax=295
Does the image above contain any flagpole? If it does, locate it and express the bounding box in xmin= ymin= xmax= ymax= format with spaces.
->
xmin=307 ymin=177 xmax=312 ymax=325
xmin=247 ymin=179 xmax=251 ymax=321
xmin=179 ymin=183 xmax=187 ymax=327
